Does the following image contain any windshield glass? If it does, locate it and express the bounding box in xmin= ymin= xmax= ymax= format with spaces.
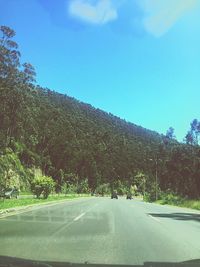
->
xmin=5 ymin=188 xmax=13 ymax=192
xmin=0 ymin=0 xmax=200 ymax=266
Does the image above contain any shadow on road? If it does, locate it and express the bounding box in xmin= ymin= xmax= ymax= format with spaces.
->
xmin=149 ymin=212 xmax=200 ymax=223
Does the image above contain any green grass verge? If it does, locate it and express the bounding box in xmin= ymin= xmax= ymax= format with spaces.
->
xmin=19 ymin=191 xmax=33 ymax=195
xmin=0 ymin=194 xmax=90 ymax=210
xmin=156 ymin=198 xmax=200 ymax=211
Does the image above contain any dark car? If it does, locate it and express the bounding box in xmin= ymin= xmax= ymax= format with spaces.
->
xmin=111 ymin=191 xmax=118 ymax=199
xmin=126 ymin=192 xmax=132 ymax=200
xmin=1 ymin=188 xmax=19 ymax=199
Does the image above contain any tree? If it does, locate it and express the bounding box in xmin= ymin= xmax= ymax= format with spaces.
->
xmin=166 ymin=127 xmax=176 ymax=140
xmin=0 ymin=25 xmax=20 ymax=80
xmin=0 ymin=25 xmax=37 ymax=146
xmin=22 ymin=62 xmax=36 ymax=83
xmin=190 ymin=119 xmax=200 ymax=145
xmin=55 ymin=169 xmax=64 ymax=194
xmin=185 ymin=119 xmax=200 ymax=145
xmin=134 ymin=172 xmax=147 ymax=196
xmin=185 ymin=130 xmax=195 ymax=145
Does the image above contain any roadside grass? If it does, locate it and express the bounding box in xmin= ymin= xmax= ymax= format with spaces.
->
xmin=181 ymin=199 xmax=200 ymax=210
xmin=156 ymin=196 xmax=200 ymax=211
xmin=0 ymin=194 xmax=90 ymax=210
xmin=20 ymin=191 xmax=32 ymax=195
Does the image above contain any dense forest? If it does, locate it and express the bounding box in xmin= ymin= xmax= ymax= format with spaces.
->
xmin=0 ymin=26 xmax=200 ymax=200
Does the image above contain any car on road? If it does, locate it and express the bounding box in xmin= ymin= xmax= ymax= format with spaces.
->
xmin=111 ymin=191 xmax=118 ymax=199
xmin=0 ymin=188 xmax=20 ymax=199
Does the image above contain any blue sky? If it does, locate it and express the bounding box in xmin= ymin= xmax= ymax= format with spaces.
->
xmin=0 ymin=0 xmax=200 ymax=141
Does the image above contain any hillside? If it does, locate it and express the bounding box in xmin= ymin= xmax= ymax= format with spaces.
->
xmin=1 ymin=26 xmax=200 ymax=199
xmin=0 ymin=76 xmax=164 ymax=189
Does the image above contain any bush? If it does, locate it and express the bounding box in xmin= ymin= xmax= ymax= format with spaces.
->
xmin=134 ymin=172 xmax=147 ymax=196
xmin=31 ymin=175 xmax=55 ymax=199
xmin=144 ymin=181 xmax=161 ymax=202
xmin=159 ymin=191 xmax=184 ymax=205
xmin=77 ymin=178 xmax=89 ymax=194
xmin=95 ymin=183 xmax=110 ymax=196
xmin=33 ymin=184 xmax=43 ymax=198
xmin=61 ymin=182 xmax=77 ymax=195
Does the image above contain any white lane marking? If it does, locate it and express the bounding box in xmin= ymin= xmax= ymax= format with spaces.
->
xmin=72 ymin=201 xmax=99 ymax=222
xmin=73 ymin=212 xmax=86 ymax=221
xmin=148 ymin=214 xmax=161 ymax=223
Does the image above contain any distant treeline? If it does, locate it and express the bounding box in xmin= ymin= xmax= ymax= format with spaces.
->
xmin=0 ymin=26 xmax=200 ymax=199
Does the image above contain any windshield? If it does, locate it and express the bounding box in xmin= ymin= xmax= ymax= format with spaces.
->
xmin=5 ymin=188 xmax=13 ymax=192
xmin=0 ymin=0 xmax=200 ymax=266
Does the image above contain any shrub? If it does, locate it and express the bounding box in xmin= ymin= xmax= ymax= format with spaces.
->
xmin=77 ymin=178 xmax=89 ymax=194
xmin=95 ymin=183 xmax=110 ymax=196
xmin=32 ymin=185 xmax=42 ymax=198
xmin=31 ymin=175 xmax=55 ymax=199
xmin=159 ymin=191 xmax=184 ymax=205
xmin=144 ymin=181 xmax=161 ymax=202
xmin=61 ymin=182 xmax=77 ymax=195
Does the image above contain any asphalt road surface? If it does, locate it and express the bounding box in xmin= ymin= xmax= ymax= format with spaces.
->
xmin=0 ymin=197 xmax=200 ymax=265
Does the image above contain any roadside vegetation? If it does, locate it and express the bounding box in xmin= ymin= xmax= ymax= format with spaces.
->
xmin=1 ymin=25 xmax=200 ymax=210
xmin=0 ymin=194 xmax=89 ymax=210
xmin=155 ymin=192 xmax=200 ymax=211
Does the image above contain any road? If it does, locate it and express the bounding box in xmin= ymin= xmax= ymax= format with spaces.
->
xmin=0 ymin=197 xmax=200 ymax=265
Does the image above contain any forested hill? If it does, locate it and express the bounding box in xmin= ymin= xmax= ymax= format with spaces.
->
xmin=1 ymin=26 xmax=200 ymax=199
xmin=0 ymin=72 xmax=164 ymax=191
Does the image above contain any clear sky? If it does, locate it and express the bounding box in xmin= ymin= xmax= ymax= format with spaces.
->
xmin=0 ymin=0 xmax=200 ymax=141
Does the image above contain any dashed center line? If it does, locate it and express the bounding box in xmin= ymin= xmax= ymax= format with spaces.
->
xmin=148 ymin=214 xmax=161 ymax=223
xmin=73 ymin=212 xmax=86 ymax=221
